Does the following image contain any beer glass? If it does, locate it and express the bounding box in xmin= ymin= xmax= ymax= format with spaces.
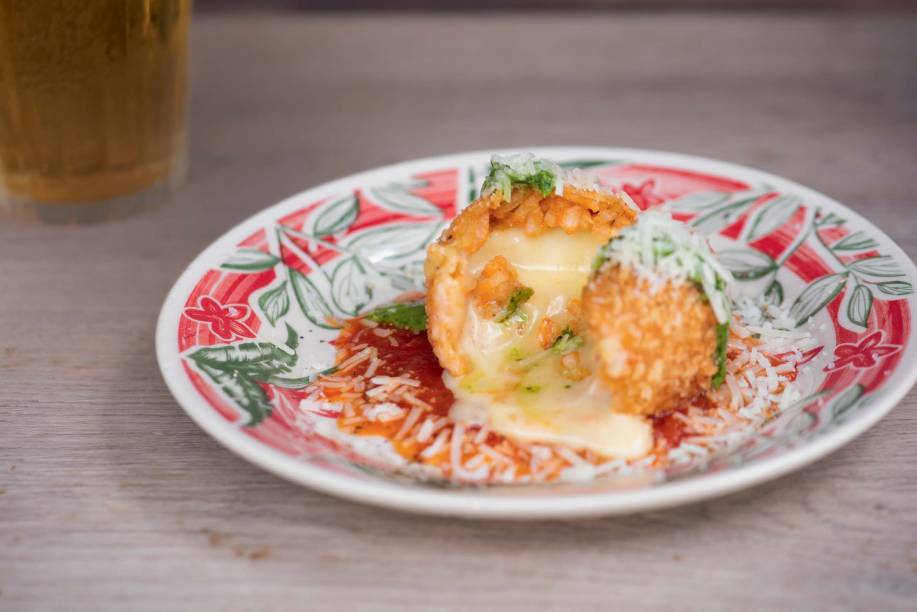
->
xmin=0 ymin=0 xmax=191 ymax=223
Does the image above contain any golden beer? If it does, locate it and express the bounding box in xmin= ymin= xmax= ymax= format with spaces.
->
xmin=0 ymin=0 xmax=190 ymax=221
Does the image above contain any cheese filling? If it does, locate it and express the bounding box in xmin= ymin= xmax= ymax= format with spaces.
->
xmin=446 ymin=228 xmax=653 ymax=459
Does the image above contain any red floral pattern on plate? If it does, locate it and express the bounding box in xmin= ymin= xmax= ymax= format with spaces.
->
xmin=620 ymin=178 xmax=665 ymax=210
xmin=183 ymin=296 xmax=256 ymax=341
xmin=825 ymin=330 xmax=901 ymax=372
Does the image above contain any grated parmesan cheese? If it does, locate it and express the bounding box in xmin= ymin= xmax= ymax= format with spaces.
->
xmin=596 ymin=209 xmax=733 ymax=323
xmin=363 ymin=402 xmax=406 ymax=423
xmin=370 ymin=375 xmax=420 ymax=387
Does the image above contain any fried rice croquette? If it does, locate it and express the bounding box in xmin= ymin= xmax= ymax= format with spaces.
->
xmin=582 ymin=264 xmax=719 ymax=416
xmin=425 ymin=184 xmax=637 ymax=377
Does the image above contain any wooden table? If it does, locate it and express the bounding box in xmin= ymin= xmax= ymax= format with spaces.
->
xmin=2 ymin=12 xmax=916 ymax=611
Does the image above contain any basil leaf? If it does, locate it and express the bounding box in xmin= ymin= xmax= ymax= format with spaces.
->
xmin=482 ymin=154 xmax=559 ymax=202
xmin=366 ymin=301 xmax=427 ymax=332
xmin=711 ymin=322 xmax=729 ymax=389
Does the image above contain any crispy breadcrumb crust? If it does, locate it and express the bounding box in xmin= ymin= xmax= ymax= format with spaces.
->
xmin=425 ymin=186 xmax=637 ymax=376
xmin=582 ymin=264 xmax=718 ymax=416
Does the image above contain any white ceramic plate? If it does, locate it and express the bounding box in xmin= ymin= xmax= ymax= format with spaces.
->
xmin=156 ymin=147 xmax=917 ymax=519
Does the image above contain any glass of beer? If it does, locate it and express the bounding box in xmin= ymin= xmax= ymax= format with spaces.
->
xmin=0 ymin=0 xmax=191 ymax=223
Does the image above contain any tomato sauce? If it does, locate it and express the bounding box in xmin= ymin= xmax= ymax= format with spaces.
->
xmin=652 ymin=411 xmax=687 ymax=448
xmin=651 ymin=392 xmax=721 ymax=449
xmin=332 ymin=320 xmax=453 ymax=416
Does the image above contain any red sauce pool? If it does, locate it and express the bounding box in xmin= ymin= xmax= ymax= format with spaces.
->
xmin=652 ymin=412 xmax=687 ymax=448
xmin=334 ymin=320 xmax=454 ymax=417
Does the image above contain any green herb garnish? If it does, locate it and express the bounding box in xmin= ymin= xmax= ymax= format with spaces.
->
xmin=365 ymin=301 xmax=427 ymax=332
xmin=523 ymin=385 xmax=541 ymax=393
xmin=711 ymin=321 xmax=729 ymax=389
xmin=482 ymin=154 xmax=560 ymax=202
xmin=496 ymin=286 xmax=534 ymax=323
xmin=551 ymin=327 xmax=584 ymax=355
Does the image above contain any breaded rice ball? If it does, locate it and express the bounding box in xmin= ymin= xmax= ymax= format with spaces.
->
xmin=425 ymin=155 xmax=730 ymax=420
xmin=425 ymin=161 xmax=637 ymax=377
xmin=582 ymin=264 xmax=718 ymax=415
xmin=582 ymin=209 xmax=732 ymax=416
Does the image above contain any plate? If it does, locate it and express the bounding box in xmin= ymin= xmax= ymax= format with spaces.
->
xmin=156 ymin=147 xmax=917 ymax=519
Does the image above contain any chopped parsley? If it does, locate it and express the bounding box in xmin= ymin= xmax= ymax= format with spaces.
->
xmin=551 ymin=328 xmax=584 ymax=355
xmin=365 ymin=301 xmax=427 ymax=332
xmin=496 ymin=286 xmax=534 ymax=323
xmin=482 ymin=153 xmax=561 ymax=202
xmin=523 ymin=385 xmax=542 ymax=393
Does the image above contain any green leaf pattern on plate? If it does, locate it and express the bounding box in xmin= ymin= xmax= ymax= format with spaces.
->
xmin=257 ymin=281 xmax=290 ymax=327
xmin=763 ymin=279 xmax=784 ymax=306
xmin=221 ymin=249 xmax=281 ymax=272
xmin=331 ymin=256 xmax=375 ymax=316
xmin=717 ymin=247 xmax=777 ymax=280
xmin=690 ymin=194 xmax=760 ymax=234
xmin=830 ymin=384 xmax=865 ymax=421
xmin=710 ymin=198 xmax=913 ymax=331
xmin=832 ymin=230 xmax=878 ymax=252
xmin=367 ymin=182 xmax=442 ymax=216
xmin=308 ymin=193 xmax=359 ymax=237
xmin=194 ymin=361 xmax=274 ymax=426
xmin=340 ymin=221 xmax=444 ymax=266
xmin=744 ymin=194 xmax=800 ymax=242
xmin=847 ymin=255 xmax=906 ymax=279
xmin=789 ymin=272 xmax=848 ymax=327
xmin=665 ymin=191 xmax=731 ymax=215
xmin=877 ymin=280 xmax=914 ymax=296
xmin=556 ymin=159 xmax=617 ymax=169
xmin=845 ymin=283 xmax=873 ymax=329
xmin=289 ymin=268 xmax=337 ymax=329
xmin=188 ymin=341 xmax=308 ymax=425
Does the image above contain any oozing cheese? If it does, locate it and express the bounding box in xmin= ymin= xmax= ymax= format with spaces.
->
xmin=446 ymin=372 xmax=653 ymax=459
xmin=469 ymin=227 xmax=600 ymax=314
xmin=448 ymin=228 xmax=653 ymax=459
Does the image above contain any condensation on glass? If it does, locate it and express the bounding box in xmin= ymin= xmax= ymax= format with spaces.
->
xmin=0 ymin=0 xmax=191 ymax=222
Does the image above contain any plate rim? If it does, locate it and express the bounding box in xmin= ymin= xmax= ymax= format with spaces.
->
xmin=156 ymin=146 xmax=917 ymax=519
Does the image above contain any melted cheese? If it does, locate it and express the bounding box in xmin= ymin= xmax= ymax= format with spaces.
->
xmin=462 ymin=228 xmax=603 ymax=380
xmin=468 ymin=227 xmax=600 ymax=320
xmin=449 ymin=228 xmax=653 ymax=459
xmin=446 ymin=372 xmax=652 ymax=459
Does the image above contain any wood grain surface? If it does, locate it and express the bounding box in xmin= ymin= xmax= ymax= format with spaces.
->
xmin=2 ymin=12 xmax=916 ymax=612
